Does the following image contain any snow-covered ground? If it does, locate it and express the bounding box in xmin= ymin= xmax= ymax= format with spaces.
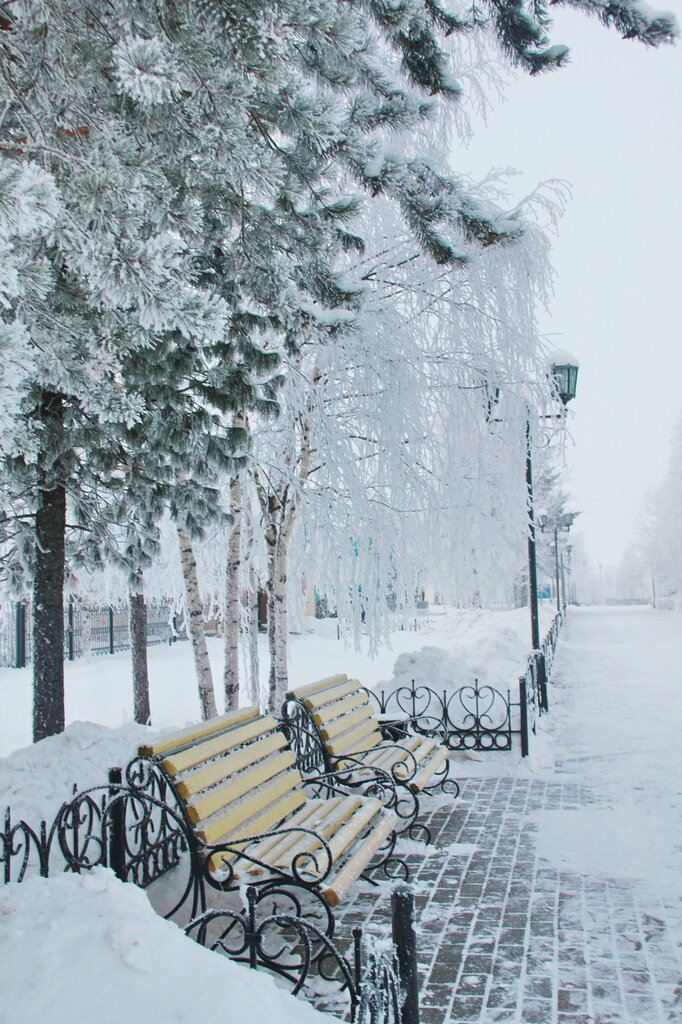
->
xmin=0 ymin=869 xmax=333 ymax=1024
xmin=533 ymin=605 xmax=682 ymax=897
xmin=2 ymin=604 xmax=679 ymax=1024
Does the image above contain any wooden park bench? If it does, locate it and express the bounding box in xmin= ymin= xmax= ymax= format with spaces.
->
xmin=283 ymin=674 xmax=455 ymax=797
xmin=137 ymin=705 xmax=400 ymax=909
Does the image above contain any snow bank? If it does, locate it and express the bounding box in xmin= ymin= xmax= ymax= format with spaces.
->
xmin=375 ymin=606 xmax=554 ymax=692
xmin=0 ymin=869 xmax=333 ymax=1024
xmin=0 ymin=720 xmax=158 ymax=821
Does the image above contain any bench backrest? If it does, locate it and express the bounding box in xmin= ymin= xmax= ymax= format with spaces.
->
xmin=287 ymin=674 xmax=384 ymax=760
xmin=139 ymin=706 xmax=306 ymax=847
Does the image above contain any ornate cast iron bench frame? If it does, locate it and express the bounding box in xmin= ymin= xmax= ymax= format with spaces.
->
xmin=281 ymin=675 xmax=458 ymax=826
xmin=133 ymin=705 xmax=408 ymax=928
xmin=1 ymin=769 xmax=415 ymax=1024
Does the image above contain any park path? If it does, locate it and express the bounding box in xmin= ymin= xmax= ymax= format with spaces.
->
xmin=333 ymin=606 xmax=682 ymax=1024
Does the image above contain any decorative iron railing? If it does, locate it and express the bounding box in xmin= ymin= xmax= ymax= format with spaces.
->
xmin=1 ymin=771 xmax=417 ymax=1024
xmin=367 ymin=680 xmax=516 ymax=753
xmin=286 ymin=611 xmax=565 ymax=762
xmin=187 ymin=883 xmax=414 ymax=1024
xmin=1 ymin=769 xmax=196 ymax=914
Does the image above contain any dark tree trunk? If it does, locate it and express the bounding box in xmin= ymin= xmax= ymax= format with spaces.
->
xmin=32 ymin=391 xmax=66 ymax=743
xmin=130 ymin=585 xmax=151 ymax=725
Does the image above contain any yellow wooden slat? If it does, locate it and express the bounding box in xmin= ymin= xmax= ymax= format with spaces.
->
xmin=162 ymin=715 xmax=279 ymax=776
xmin=325 ymin=798 xmax=384 ymax=864
xmin=319 ymin=703 xmax=375 ymax=742
xmin=369 ymin=737 xmax=434 ymax=770
xmin=310 ymin=690 xmax=371 ymax=728
xmin=323 ymin=811 xmax=398 ymax=908
xmin=198 ymin=769 xmax=304 ymax=846
xmin=287 ymin=674 xmax=348 ymax=701
xmin=301 ymin=679 xmax=361 ymax=711
xmin=400 ymin=735 xmax=438 ymax=760
xmin=206 ymin=789 xmax=307 ymax=873
xmin=186 ymin=751 xmax=297 ymax=825
xmin=175 ymin=732 xmax=288 ymax=799
xmin=256 ymin=796 xmax=362 ymax=868
xmin=327 ymin=718 xmax=383 ymax=757
xmin=362 ymin=740 xmax=446 ymax=791
xmin=259 ymin=797 xmax=382 ymax=880
xmin=358 ymin=746 xmax=400 ymax=771
xmin=360 ymin=738 xmax=435 ymax=781
xmin=245 ymin=801 xmax=331 ymax=865
xmin=330 ymin=715 xmax=380 ymax=753
xmin=139 ymin=706 xmax=260 ymax=758
xmin=409 ymin=747 xmax=448 ymax=793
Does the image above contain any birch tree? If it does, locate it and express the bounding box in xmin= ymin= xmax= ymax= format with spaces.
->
xmin=176 ymin=517 xmax=218 ymax=720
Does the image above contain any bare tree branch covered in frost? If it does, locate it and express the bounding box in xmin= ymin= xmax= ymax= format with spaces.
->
xmin=246 ymin=182 xmax=576 ymax=707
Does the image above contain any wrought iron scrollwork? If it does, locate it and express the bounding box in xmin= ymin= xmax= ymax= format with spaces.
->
xmin=187 ymin=885 xmax=350 ymax=999
xmin=281 ymin=700 xmax=330 ymax=776
xmin=281 ymin=700 xmax=426 ymax=841
xmin=1 ymin=771 xmax=200 ymax=920
xmin=1 ymin=806 xmax=59 ymax=882
xmin=186 ymin=885 xmax=404 ymax=1024
xmin=366 ymin=679 xmax=514 ymax=754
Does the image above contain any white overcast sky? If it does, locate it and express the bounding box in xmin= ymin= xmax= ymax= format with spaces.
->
xmin=457 ymin=2 xmax=682 ymax=568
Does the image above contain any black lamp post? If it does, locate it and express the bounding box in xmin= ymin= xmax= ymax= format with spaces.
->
xmin=537 ymin=511 xmax=579 ymax=614
xmin=526 ymin=358 xmax=579 ymax=700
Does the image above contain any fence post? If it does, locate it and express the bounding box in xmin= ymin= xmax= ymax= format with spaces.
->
xmin=108 ymin=767 xmax=126 ymax=881
xmin=15 ymin=601 xmax=26 ymax=668
xmin=108 ymin=607 xmax=115 ymax=654
xmin=391 ymin=884 xmax=419 ymax=1024
xmin=67 ymin=598 xmax=74 ymax=661
xmin=537 ymin=653 xmax=549 ymax=713
xmin=519 ymin=678 xmax=529 ymax=757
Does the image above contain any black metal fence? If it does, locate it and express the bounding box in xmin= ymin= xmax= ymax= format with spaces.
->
xmin=1 ymin=600 xmax=184 ymax=668
xmin=1 ymin=768 xmax=415 ymax=1024
xmin=367 ymin=680 xmax=517 ymax=753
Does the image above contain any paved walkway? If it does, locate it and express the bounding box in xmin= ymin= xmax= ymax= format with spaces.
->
xmin=333 ymin=609 xmax=682 ymax=1023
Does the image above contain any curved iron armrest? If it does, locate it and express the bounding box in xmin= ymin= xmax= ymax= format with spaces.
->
xmin=279 ymin=698 xmax=331 ymax=775
xmin=203 ymin=823 xmax=335 ymax=889
xmin=332 ymin=742 xmax=420 ymax=785
xmin=299 ymin=763 xmax=404 ymax=808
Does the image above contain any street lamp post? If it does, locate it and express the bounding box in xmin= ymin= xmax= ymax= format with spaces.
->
xmin=525 ymin=419 xmax=541 ymax=655
xmin=526 ymin=358 xmax=579 ymax=702
xmin=537 ymin=511 xmax=579 ymax=616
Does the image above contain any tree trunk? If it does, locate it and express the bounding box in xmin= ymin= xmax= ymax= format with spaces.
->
xmin=130 ymin=576 xmax=151 ymax=725
xmin=256 ymin=376 xmax=314 ymax=712
xmin=270 ymin=539 xmax=290 ymax=709
xmin=33 ymin=391 xmax=66 ymax=743
xmin=177 ymin=521 xmax=217 ymax=720
xmin=244 ymin=563 xmax=260 ymax=707
xmin=265 ymin=509 xmax=296 ymax=712
xmin=223 ymin=473 xmax=242 ymax=711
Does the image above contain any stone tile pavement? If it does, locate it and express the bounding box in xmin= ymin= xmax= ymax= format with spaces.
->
xmin=332 ymin=776 xmax=682 ymax=1024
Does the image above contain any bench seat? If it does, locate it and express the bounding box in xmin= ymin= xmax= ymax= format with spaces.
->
xmin=285 ymin=674 xmax=450 ymax=794
xmin=138 ymin=706 xmax=398 ymax=907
